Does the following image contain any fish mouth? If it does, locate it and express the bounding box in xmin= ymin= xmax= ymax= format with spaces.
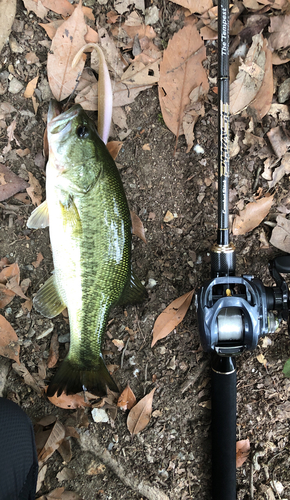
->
xmin=47 ymin=101 xmax=82 ymax=137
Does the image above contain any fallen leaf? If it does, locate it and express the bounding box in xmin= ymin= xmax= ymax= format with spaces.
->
xmin=236 ymin=439 xmax=250 ymax=467
xmin=270 ymin=215 xmax=290 ymax=253
xmin=12 ymin=362 xmax=45 ymax=395
xmin=3 ymin=119 xmax=20 ymax=154
xmin=24 ymin=75 xmax=39 ymax=98
xmin=47 ymin=2 xmax=87 ymax=101
xmin=158 ymin=20 xmax=209 ymax=148
xmin=47 ymin=331 xmax=59 ymax=368
xmin=0 ymin=285 xmax=16 ymax=308
xmin=26 ymin=171 xmax=42 ymax=206
xmin=112 ymin=338 xmax=124 ymax=351
xmin=58 ymin=439 xmax=73 ymax=463
xmin=230 ymin=33 xmax=266 ymax=115
xmin=268 ymin=15 xmax=290 ymax=50
xmin=0 ymin=164 xmax=28 ymax=202
xmin=107 ymin=141 xmax=123 ymax=159
xmin=41 ymin=0 xmax=75 ymax=17
xmin=16 ymin=148 xmax=30 ymax=157
xmin=142 ymin=143 xmax=151 ymax=151
xmin=0 ymin=0 xmax=17 ymax=53
xmin=130 ymin=211 xmax=146 ymax=243
xmin=127 ymin=388 xmax=156 ymax=435
xmin=268 ymin=103 xmax=290 ymax=121
xmin=36 ymin=463 xmax=47 ymax=492
xmin=232 ymin=194 xmax=274 ymax=235
xmin=249 ymin=40 xmax=273 ymax=120
xmin=38 ymin=420 xmax=66 ymax=466
xmin=151 ymin=290 xmax=195 ymax=347
xmin=257 ymin=352 xmax=267 ymax=367
xmin=47 ymin=391 xmax=91 ymax=409
xmin=170 ymin=0 xmax=213 ymax=15
xmin=107 ymin=10 xmax=119 ymax=24
xmin=164 ymin=210 xmax=174 ymax=222
xmin=0 ymin=314 xmax=20 ymax=363
xmin=267 ymin=126 xmax=290 ymax=158
xmin=6 ymin=275 xmax=28 ymax=300
xmin=117 ymin=383 xmax=137 ymax=410
xmin=23 ymin=0 xmax=48 ymax=19
xmin=97 ymin=27 xmax=124 ymax=79
xmin=268 ymin=153 xmax=290 ymax=188
xmin=121 ymin=58 xmax=160 ymax=86
xmin=57 ymin=467 xmax=76 ymax=481
xmin=32 ymin=252 xmax=44 ymax=268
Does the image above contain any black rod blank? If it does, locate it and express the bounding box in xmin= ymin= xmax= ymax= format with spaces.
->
xmin=217 ymin=0 xmax=230 ymax=246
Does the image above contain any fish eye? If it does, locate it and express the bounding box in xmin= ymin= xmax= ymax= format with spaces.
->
xmin=76 ymin=125 xmax=89 ymax=138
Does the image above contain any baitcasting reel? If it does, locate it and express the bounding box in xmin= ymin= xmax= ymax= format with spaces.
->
xmin=196 ymin=251 xmax=290 ymax=357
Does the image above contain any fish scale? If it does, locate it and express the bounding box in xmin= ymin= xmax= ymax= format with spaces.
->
xmin=27 ymin=101 xmax=147 ymax=397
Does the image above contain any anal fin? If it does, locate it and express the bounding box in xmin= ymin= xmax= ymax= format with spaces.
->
xmin=27 ymin=200 xmax=49 ymax=229
xmin=118 ymin=269 xmax=148 ymax=306
xmin=33 ymin=274 xmax=66 ymax=318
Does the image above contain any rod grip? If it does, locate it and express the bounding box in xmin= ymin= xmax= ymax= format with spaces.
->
xmin=211 ymin=355 xmax=236 ymax=500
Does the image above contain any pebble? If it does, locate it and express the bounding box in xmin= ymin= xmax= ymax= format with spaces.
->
xmin=8 ymin=77 xmax=24 ymax=94
xmin=278 ymin=77 xmax=290 ymax=103
xmin=58 ymin=333 xmax=70 ymax=343
xmin=9 ymin=36 xmax=24 ymax=54
xmin=145 ymin=5 xmax=159 ymax=25
xmin=91 ymin=408 xmax=109 ymax=423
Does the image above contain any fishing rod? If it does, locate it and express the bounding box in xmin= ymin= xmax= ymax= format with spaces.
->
xmin=195 ymin=1 xmax=290 ymax=498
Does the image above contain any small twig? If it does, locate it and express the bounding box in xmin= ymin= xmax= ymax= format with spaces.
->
xmin=180 ymin=360 xmax=208 ymax=394
xmin=120 ymin=338 xmax=129 ymax=369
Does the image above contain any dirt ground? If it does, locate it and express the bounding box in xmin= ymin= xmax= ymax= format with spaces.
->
xmin=1 ymin=1 xmax=290 ymax=499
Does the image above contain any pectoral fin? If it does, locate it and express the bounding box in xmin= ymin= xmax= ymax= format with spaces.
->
xmin=118 ymin=270 xmax=148 ymax=306
xmin=60 ymin=199 xmax=82 ymax=233
xmin=27 ymin=200 xmax=49 ymax=229
xmin=33 ymin=274 xmax=66 ymax=318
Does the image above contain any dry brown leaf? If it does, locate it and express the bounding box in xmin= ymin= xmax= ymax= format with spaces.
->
xmin=130 ymin=210 xmax=146 ymax=243
xmin=0 ymin=0 xmax=17 ymax=53
xmin=267 ymin=126 xmax=290 ymax=158
xmin=40 ymin=19 xmax=98 ymax=44
xmin=41 ymin=0 xmax=75 ymax=17
xmin=249 ymin=40 xmax=273 ymax=120
xmin=117 ymin=383 xmax=137 ymax=410
xmin=268 ymin=153 xmax=290 ymax=188
xmin=270 ymin=215 xmax=290 ymax=252
xmin=16 ymin=148 xmax=30 ymax=157
xmin=12 ymin=362 xmax=45 ymax=395
xmin=107 ymin=141 xmax=123 ymax=159
xmin=23 ymin=0 xmax=48 ymax=19
xmin=0 ymin=314 xmax=20 ymax=363
xmin=3 ymin=119 xmax=20 ymax=154
xmin=170 ymin=0 xmax=213 ymax=14
xmin=47 ymin=391 xmax=91 ymax=409
xmin=230 ymin=33 xmax=266 ymax=115
xmin=47 ymin=2 xmax=87 ymax=101
xmin=0 ymin=262 xmax=20 ymax=284
xmin=107 ymin=10 xmax=119 ymax=24
xmin=58 ymin=439 xmax=73 ymax=463
xmin=236 ymin=439 xmax=250 ymax=467
xmin=26 ymin=171 xmax=42 ymax=206
xmin=0 ymin=285 xmax=16 ymax=308
xmin=232 ymin=194 xmax=274 ymax=235
xmin=121 ymin=58 xmax=160 ymax=86
xmin=0 ymin=164 xmax=28 ymax=202
xmin=97 ymin=27 xmax=124 ymax=79
xmin=6 ymin=275 xmax=28 ymax=300
xmin=112 ymin=338 xmax=124 ymax=351
xmin=47 ymin=331 xmax=59 ymax=368
xmin=32 ymin=252 xmax=44 ymax=268
xmin=38 ymin=420 xmax=66 ymax=466
xmin=158 ymin=20 xmax=209 ymax=146
xmin=24 ymin=75 xmax=39 ymax=98
xmin=268 ymin=15 xmax=290 ymax=50
xmin=127 ymin=388 xmax=156 ymax=435
xmin=151 ymin=290 xmax=195 ymax=347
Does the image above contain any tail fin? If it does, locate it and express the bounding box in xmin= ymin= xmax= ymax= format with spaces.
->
xmin=46 ymin=354 xmax=119 ymax=398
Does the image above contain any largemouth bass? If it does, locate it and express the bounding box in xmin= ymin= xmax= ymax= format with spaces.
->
xmin=27 ymin=101 xmax=146 ymax=397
